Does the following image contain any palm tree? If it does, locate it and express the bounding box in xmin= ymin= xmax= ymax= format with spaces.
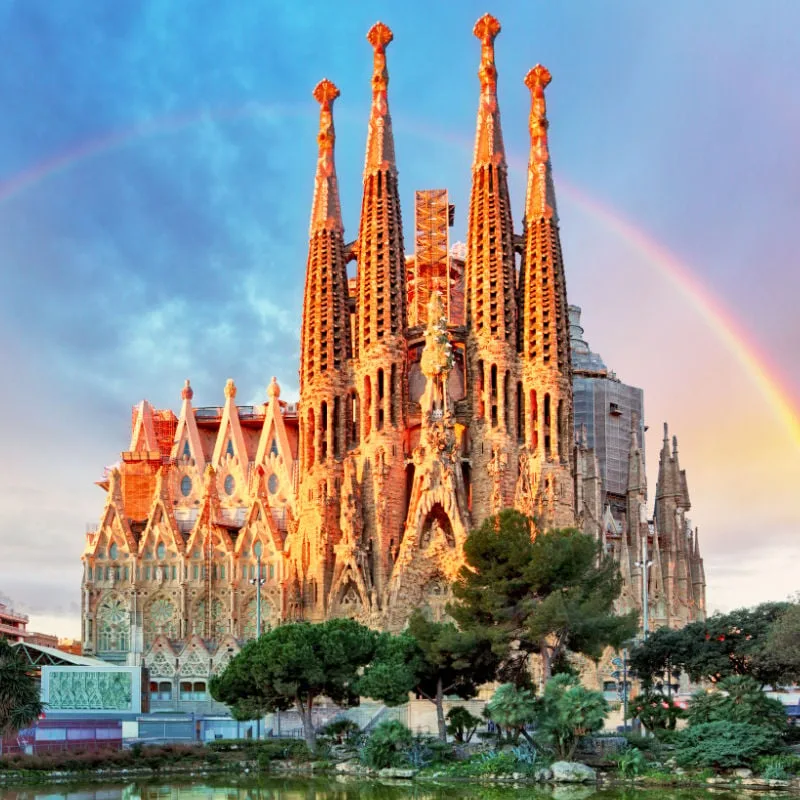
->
xmin=0 ymin=638 xmax=44 ymax=744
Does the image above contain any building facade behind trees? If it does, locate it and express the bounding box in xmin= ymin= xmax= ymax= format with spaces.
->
xmin=79 ymin=16 xmax=706 ymax=703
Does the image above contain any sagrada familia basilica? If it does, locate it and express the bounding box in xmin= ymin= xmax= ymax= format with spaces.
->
xmin=80 ymin=16 xmax=705 ymax=686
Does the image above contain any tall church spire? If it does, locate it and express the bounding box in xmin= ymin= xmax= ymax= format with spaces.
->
xmin=518 ymin=65 xmax=572 ymax=467
xmin=464 ymin=14 xmax=519 ymax=525
xmin=465 ymin=13 xmax=516 ymax=342
xmin=355 ymin=22 xmax=406 ymax=357
xmin=300 ymin=79 xmax=352 ymax=394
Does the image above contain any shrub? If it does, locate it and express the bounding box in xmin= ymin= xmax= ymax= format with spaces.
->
xmin=320 ymin=718 xmax=360 ymax=744
xmin=674 ymin=721 xmax=784 ymax=770
xmin=686 ymin=676 xmax=787 ymax=731
xmin=755 ymin=753 xmax=800 ymax=777
xmin=631 ymin=692 xmax=683 ymax=731
xmin=486 ymin=683 xmax=536 ymax=743
xmin=446 ymin=707 xmax=482 ymax=743
xmin=613 ymin=746 xmax=647 ymax=778
xmin=534 ymin=673 xmax=608 ymax=760
xmin=361 ymin=721 xmax=413 ymax=769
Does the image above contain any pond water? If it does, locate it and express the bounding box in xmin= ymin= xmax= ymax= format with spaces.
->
xmin=0 ymin=777 xmax=774 ymax=800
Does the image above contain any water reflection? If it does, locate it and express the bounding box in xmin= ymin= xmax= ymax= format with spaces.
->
xmin=0 ymin=778 xmax=771 ymax=800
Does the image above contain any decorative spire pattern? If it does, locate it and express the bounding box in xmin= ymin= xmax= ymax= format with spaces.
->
xmin=472 ymin=13 xmax=505 ymax=166
xmin=364 ymin=22 xmax=396 ymax=174
xmin=356 ymin=22 xmax=406 ymax=355
xmin=518 ymin=64 xmax=570 ymax=376
xmin=465 ymin=13 xmax=516 ymax=341
xmin=310 ymin=79 xmax=343 ymax=235
xmin=300 ymin=79 xmax=352 ymax=390
xmin=524 ymin=65 xmax=558 ymax=222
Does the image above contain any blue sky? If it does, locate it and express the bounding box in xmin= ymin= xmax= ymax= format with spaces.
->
xmin=1 ymin=1 xmax=798 ymax=636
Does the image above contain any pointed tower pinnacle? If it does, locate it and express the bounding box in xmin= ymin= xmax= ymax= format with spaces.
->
xmin=472 ymin=13 xmax=505 ymax=166
xmin=300 ymin=79 xmax=352 ymax=394
xmin=364 ymin=22 xmax=396 ymax=174
xmin=465 ymin=13 xmax=516 ymax=343
xmin=355 ymin=21 xmax=406 ymax=358
xmin=524 ymin=64 xmax=558 ymax=222
xmin=309 ymin=79 xmax=343 ymax=235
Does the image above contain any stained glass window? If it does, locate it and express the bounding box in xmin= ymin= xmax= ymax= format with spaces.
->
xmin=180 ymin=476 xmax=192 ymax=497
xmin=157 ymin=542 xmax=166 ymax=560
xmin=224 ymin=474 xmax=235 ymax=495
xmin=144 ymin=597 xmax=178 ymax=647
xmin=97 ymin=596 xmax=130 ymax=652
xmin=268 ymin=474 xmax=279 ymax=494
xmin=109 ymin=542 xmax=118 ymax=559
xmin=226 ymin=439 xmax=234 ymax=457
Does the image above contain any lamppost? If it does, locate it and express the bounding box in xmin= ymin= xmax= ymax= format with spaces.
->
xmin=249 ymin=553 xmax=266 ymax=639
xmin=634 ymin=507 xmax=653 ymax=640
xmin=249 ymin=545 xmax=267 ymax=740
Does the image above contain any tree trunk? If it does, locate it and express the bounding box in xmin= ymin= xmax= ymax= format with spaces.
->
xmin=435 ymin=678 xmax=447 ymax=742
xmin=295 ymin=696 xmax=316 ymax=754
xmin=540 ymin=642 xmax=552 ymax=689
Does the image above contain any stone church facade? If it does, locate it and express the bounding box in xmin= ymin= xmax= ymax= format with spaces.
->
xmin=80 ymin=16 xmax=705 ymax=695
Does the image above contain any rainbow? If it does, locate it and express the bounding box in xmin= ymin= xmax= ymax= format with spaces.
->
xmin=1 ymin=107 xmax=797 ymax=449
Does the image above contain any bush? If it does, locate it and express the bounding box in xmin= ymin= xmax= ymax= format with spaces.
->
xmin=686 ymin=676 xmax=787 ymax=731
xmin=406 ymin=736 xmax=455 ymax=768
xmin=361 ymin=721 xmax=413 ymax=769
xmin=446 ymin=706 xmax=482 ymax=743
xmin=674 ymin=722 xmax=784 ymax=770
xmin=613 ymin=747 xmax=647 ymax=778
xmin=631 ymin=692 xmax=683 ymax=731
xmin=534 ymin=673 xmax=608 ymax=760
xmin=486 ymin=683 xmax=537 ymax=743
xmin=755 ymin=753 xmax=800 ymax=777
xmin=320 ymin=718 xmax=360 ymax=744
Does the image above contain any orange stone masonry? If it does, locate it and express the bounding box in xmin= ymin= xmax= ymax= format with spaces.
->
xmin=80 ymin=17 xmax=706 ymax=681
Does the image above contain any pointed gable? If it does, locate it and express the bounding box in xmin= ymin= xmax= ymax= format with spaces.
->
xmin=139 ymin=466 xmax=185 ymax=555
xmin=171 ymin=379 xmax=206 ymax=470
xmin=186 ymin=466 xmax=234 ymax=556
xmin=87 ymin=468 xmax=137 ymax=556
xmin=130 ymin=400 xmax=159 ymax=454
xmin=212 ymin=379 xmax=250 ymax=468
xmin=254 ymin=378 xmax=296 ymax=515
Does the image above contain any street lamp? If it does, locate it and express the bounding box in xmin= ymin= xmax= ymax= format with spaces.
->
xmin=249 ymin=544 xmax=268 ymax=741
xmin=249 ymin=545 xmax=266 ymax=640
xmin=634 ymin=507 xmax=653 ymax=640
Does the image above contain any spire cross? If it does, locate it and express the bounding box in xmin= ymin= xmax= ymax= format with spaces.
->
xmin=473 ymin=14 xmax=500 ymax=93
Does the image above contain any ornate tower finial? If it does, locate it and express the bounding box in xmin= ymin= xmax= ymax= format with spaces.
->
xmin=224 ymin=378 xmax=237 ymax=400
xmin=471 ymin=14 xmax=505 ymax=166
xmin=524 ymin=64 xmax=557 ymax=220
xmin=309 ymin=78 xmax=343 ymax=235
xmin=364 ymin=22 xmax=396 ymax=174
xmin=181 ymin=379 xmax=194 ymax=401
xmin=268 ymin=376 xmax=281 ymax=400
xmin=473 ymin=13 xmax=501 ymax=91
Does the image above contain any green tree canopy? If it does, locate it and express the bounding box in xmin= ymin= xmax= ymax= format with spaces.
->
xmin=450 ymin=510 xmax=637 ymax=683
xmin=631 ymin=602 xmax=791 ymax=687
xmin=358 ymin=610 xmax=498 ymax=740
xmin=210 ymin=619 xmax=378 ymax=752
xmin=0 ymin=638 xmax=44 ymax=741
xmin=761 ymin=601 xmax=800 ymax=686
